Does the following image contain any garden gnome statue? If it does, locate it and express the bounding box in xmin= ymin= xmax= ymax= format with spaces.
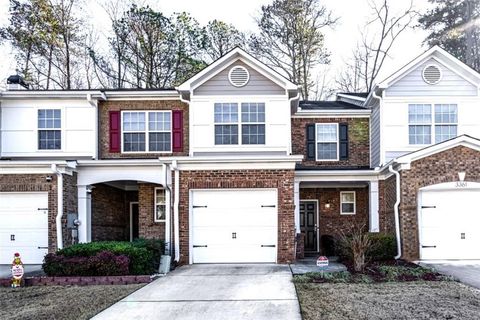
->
xmin=11 ymin=253 xmax=24 ymax=288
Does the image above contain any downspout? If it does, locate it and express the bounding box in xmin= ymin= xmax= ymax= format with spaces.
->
xmin=162 ymin=163 xmax=172 ymax=255
xmin=51 ymin=164 xmax=64 ymax=250
xmin=388 ymin=164 xmax=402 ymax=259
xmin=371 ymin=89 xmax=382 ymax=167
xmin=288 ymin=90 xmax=300 ymax=155
xmin=171 ymin=160 xmax=180 ymax=263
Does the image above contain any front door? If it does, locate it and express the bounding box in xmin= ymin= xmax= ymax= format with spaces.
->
xmin=300 ymin=201 xmax=318 ymax=252
xmin=130 ymin=202 xmax=139 ymax=241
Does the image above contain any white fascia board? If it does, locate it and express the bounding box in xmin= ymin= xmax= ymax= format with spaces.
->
xmin=102 ymin=90 xmax=179 ymax=100
xmin=0 ymin=90 xmax=104 ymax=100
xmin=295 ymin=169 xmax=380 ymax=182
xmin=0 ymin=160 xmax=74 ymax=174
xmin=293 ymin=110 xmax=371 ymax=118
xmin=77 ymin=159 xmax=172 ymax=167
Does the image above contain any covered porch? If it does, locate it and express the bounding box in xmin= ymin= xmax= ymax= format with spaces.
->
xmin=294 ymin=170 xmax=380 ymax=258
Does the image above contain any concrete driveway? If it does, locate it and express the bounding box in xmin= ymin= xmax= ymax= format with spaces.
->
xmin=420 ymin=260 xmax=480 ymax=289
xmin=93 ymin=264 xmax=301 ymax=320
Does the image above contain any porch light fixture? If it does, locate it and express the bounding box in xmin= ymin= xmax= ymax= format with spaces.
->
xmin=325 ymin=201 xmax=331 ymax=209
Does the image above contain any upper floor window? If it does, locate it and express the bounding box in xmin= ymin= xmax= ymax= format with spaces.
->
xmin=38 ymin=109 xmax=61 ymax=150
xmin=316 ymin=123 xmax=338 ymax=160
xmin=122 ymin=111 xmax=171 ymax=153
xmin=408 ymin=104 xmax=457 ymax=145
xmin=214 ymin=102 xmax=265 ymax=145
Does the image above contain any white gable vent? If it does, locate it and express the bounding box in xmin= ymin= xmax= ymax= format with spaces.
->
xmin=228 ymin=66 xmax=250 ymax=87
xmin=422 ymin=64 xmax=442 ymax=85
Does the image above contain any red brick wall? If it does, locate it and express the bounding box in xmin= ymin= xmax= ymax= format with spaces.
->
xmin=62 ymin=173 xmax=78 ymax=247
xmin=98 ymin=100 xmax=189 ymax=159
xmin=138 ymin=183 xmax=165 ymax=241
xmin=379 ymin=175 xmax=396 ymax=234
xmin=300 ymin=187 xmax=369 ymax=237
xmin=398 ymin=146 xmax=480 ymax=260
xmin=91 ymin=184 xmax=131 ymax=241
xmin=0 ymin=173 xmax=77 ymax=252
xmin=178 ymin=169 xmax=295 ymax=264
xmin=292 ymin=117 xmax=370 ymax=167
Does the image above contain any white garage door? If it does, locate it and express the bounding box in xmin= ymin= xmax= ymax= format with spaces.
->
xmin=191 ymin=189 xmax=277 ymax=263
xmin=0 ymin=192 xmax=49 ymax=264
xmin=419 ymin=189 xmax=480 ymax=260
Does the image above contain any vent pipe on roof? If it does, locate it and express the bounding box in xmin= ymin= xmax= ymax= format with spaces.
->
xmin=6 ymin=75 xmax=29 ymax=90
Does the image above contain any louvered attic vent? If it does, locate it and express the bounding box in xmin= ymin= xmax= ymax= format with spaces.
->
xmin=422 ymin=65 xmax=442 ymax=85
xmin=228 ymin=66 xmax=250 ymax=87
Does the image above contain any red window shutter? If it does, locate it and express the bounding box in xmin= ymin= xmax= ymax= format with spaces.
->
xmin=109 ymin=111 xmax=121 ymax=153
xmin=172 ymin=110 xmax=183 ymax=152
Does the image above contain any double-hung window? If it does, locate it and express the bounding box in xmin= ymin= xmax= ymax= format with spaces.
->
xmin=408 ymin=104 xmax=432 ymax=145
xmin=214 ymin=102 xmax=266 ymax=145
xmin=154 ymin=188 xmax=167 ymax=222
xmin=241 ymin=103 xmax=265 ymax=144
xmin=122 ymin=111 xmax=171 ymax=152
xmin=340 ymin=191 xmax=356 ymax=215
xmin=214 ymin=103 xmax=239 ymax=145
xmin=408 ymin=104 xmax=457 ymax=145
xmin=316 ymin=123 xmax=338 ymax=160
xmin=38 ymin=109 xmax=61 ymax=150
xmin=434 ymin=104 xmax=457 ymax=143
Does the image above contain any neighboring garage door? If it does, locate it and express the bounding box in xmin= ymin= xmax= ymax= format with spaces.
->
xmin=0 ymin=192 xmax=49 ymax=264
xmin=419 ymin=189 xmax=480 ymax=260
xmin=191 ymin=189 xmax=277 ymax=263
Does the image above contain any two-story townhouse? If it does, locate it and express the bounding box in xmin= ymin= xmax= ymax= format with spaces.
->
xmin=0 ymin=48 xmax=303 ymax=265
xmin=365 ymin=46 xmax=480 ymax=261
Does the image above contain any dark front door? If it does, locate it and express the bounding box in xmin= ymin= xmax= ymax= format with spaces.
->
xmin=300 ymin=201 xmax=318 ymax=252
xmin=131 ymin=202 xmax=139 ymax=241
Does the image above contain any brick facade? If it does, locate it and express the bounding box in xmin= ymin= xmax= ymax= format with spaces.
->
xmin=378 ymin=176 xmax=396 ymax=234
xmin=300 ymin=187 xmax=369 ymax=239
xmin=98 ymin=100 xmax=189 ymax=159
xmin=397 ymin=146 xmax=480 ymax=260
xmin=178 ymin=169 xmax=295 ymax=264
xmin=138 ymin=183 xmax=165 ymax=241
xmin=292 ymin=117 xmax=370 ymax=168
xmin=0 ymin=173 xmax=77 ymax=252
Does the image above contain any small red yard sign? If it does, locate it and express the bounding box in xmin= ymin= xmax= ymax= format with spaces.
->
xmin=316 ymin=256 xmax=329 ymax=268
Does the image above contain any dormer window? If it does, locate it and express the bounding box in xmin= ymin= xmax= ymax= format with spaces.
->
xmin=38 ymin=109 xmax=61 ymax=150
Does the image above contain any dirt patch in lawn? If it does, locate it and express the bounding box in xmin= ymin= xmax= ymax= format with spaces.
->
xmin=296 ymin=281 xmax=480 ymax=320
xmin=0 ymin=284 xmax=144 ymax=320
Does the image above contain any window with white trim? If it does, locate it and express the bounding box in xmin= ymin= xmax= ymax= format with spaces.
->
xmin=38 ymin=109 xmax=61 ymax=150
xmin=434 ymin=104 xmax=457 ymax=143
xmin=340 ymin=191 xmax=355 ymax=215
xmin=316 ymin=123 xmax=338 ymax=160
xmin=241 ymin=103 xmax=265 ymax=144
xmin=122 ymin=111 xmax=171 ymax=152
xmin=154 ymin=188 xmax=167 ymax=222
xmin=214 ymin=103 xmax=239 ymax=145
xmin=408 ymin=104 xmax=458 ymax=145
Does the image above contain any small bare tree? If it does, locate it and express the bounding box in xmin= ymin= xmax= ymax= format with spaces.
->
xmin=339 ymin=223 xmax=372 ymax=272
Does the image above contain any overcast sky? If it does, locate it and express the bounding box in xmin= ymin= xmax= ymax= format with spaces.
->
xmin=0 ymin=0 xmax=432 ymax=92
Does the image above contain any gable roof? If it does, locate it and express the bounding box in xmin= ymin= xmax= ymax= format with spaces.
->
xmin=176 ymin=47 xmax=298 ymax=92
xmin=378 ymin=45 xmax=480 ymax=89
xmin=393 ymin=135 xmax=480 ymax=165
xmin=299 ymin=100 xmax=367 ymax=110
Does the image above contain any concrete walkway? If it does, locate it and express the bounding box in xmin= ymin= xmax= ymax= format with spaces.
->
xmin=0 ymin=264 xmax=43 ymax=278
xmin=419 ymin=260 xmax=480 ymax=289
xmin=93 ymin=264 xmax=301 ymax=320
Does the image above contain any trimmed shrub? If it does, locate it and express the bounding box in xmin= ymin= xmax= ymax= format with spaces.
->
xmin=56 ymin=241 xmax=153 ymax=275
xmin=132 ymin=238 xmax=165 ymax=270
xmin=367 ymin=233 xmax=397 ymax=261
xmin=43 ymin=251 xmax=129 ymax=276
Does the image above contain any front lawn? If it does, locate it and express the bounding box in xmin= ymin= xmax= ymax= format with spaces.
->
xmin=0 ymin=284 xmax=144 ymax=320
xmin=296 ymin=281 xmax=480 ymax=320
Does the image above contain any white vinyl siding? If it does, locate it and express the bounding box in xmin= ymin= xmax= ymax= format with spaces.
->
xmin=122 ymin=111 xmax=171 ymax=153
xmin=316 ymin=123 xmax=338 ymax=161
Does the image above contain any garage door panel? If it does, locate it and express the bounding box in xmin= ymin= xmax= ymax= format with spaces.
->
xmin=0 ymin=192 xmax=49 ymax=264
xmin=420 ymin=189 xmax=480 ymax=260
xmin=191 ymin=189 xmax=278 ymax=263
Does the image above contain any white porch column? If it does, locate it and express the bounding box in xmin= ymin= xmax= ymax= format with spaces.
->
xmin=369 ymin=181 xmax=380 ymax=232
xmin=77 ymin=185 xmax=90 ymax=243
xmin=294 ymin=181 xmax=300 ymax=233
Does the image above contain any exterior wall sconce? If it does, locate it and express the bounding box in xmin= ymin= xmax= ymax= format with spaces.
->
xmin=458 ymin=172 xmax=466 ymax=182
xmin=325 ymin=201 xmax=331 ymax=209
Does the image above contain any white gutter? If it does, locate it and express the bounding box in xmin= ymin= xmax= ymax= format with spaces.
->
xmin=388 ymin=164 xmax=402 ymax=259
xmin=171 ymin=160 xmax=180 ymax=262
xmin=51 ymin=164 xmax=64 ymax=250
xmin=287 ymin=91 xmax=300 ymax=155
